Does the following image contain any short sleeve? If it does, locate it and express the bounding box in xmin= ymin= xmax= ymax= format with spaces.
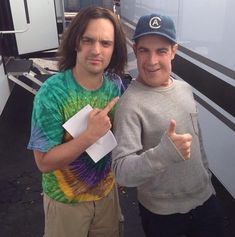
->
xmin=27 ymin=91 xmax=64 ymax=152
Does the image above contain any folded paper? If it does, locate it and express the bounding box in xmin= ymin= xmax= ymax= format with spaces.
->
xmin=63 ymin=104 xmax=117 ymax=163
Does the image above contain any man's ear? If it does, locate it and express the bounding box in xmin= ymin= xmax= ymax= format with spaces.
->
xmin=171 ymin=44 xmax=178 ymax=60
xmin=133 ymin=43 xmax=137 ymax=56
xmin=75 ymin=40 xmax=80 ymax=52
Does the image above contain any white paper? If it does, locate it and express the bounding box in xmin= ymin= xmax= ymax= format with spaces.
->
xmin=62 ymin=104 xmax=117 ymax=163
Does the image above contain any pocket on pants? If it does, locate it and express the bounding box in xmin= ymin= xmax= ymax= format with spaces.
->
xmin=43 ymin=194 xmax=57 ymax=229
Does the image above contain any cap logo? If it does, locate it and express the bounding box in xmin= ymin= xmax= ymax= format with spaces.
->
xmin=149 ymin=16 xmax=161 ymax=29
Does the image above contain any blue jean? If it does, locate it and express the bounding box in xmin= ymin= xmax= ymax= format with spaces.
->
xmin=139 ymin=195 xmax=224 ymax=237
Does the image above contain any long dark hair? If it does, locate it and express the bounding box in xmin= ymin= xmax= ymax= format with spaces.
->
xmin=57 ymin=6 xmax=127 ymax=76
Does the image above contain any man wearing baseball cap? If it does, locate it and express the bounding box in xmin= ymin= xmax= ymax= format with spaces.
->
xmin=112 ymin=13 xmax=224 ymax=237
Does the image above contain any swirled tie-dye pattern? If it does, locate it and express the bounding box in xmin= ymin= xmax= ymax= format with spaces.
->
xmin=28 ymin=69 xmax=123 ymax=203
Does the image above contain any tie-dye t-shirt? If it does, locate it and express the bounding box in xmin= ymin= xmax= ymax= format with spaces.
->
xmin=28 ymin=69 xmax=123 ymax=203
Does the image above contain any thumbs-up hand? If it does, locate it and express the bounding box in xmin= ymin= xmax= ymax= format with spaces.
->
xmin=167 ymin=119 xmax=192 ymax=160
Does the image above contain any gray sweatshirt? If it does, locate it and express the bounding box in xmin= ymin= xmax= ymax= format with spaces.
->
xmin=112 ymin=79 xmax=214 ymax=215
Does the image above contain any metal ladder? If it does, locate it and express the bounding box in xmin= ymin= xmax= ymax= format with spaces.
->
xmin=5 ymin=57 xmax=53 ymax=95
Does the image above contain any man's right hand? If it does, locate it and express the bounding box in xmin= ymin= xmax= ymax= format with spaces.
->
xmin=85 ymin=97 xmax=119 ymax=141
xmin=167 ymin=119 xmax=192 ymax=160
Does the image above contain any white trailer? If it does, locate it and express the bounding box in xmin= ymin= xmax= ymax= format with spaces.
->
xmin=0 ymin=0 xmax=64 ymax=114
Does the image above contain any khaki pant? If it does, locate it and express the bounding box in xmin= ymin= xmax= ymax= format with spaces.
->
xmin=43 ymin=186 xmax=123 ymax=237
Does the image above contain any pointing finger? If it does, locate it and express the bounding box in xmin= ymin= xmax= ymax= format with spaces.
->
xmin=100 ymin=97 xmax=119 ymax=116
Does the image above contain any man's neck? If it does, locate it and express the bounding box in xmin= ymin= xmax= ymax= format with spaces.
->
xmin=72 ymin=67 xmax=104 ymax=90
